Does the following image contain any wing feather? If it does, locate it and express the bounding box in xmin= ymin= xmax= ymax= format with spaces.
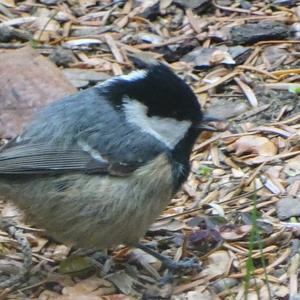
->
xmin=0 ymin=143 xmax=109 ymax=174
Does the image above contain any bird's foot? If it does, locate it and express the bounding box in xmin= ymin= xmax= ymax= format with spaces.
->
xmin=159 ymin=256 xmax=201 ymax=272
xmin=136 ymin=243 xmax=201 ymax=272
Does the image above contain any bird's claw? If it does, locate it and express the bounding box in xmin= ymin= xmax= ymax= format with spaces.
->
xmin=161 ymin=256 xmax=201 ymax=272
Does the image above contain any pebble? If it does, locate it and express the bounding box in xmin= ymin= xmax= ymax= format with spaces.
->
xmin=49 ymin=47 xmax=76 ymax=67
xmin=276 ymin=196 xmax=300 ymax=220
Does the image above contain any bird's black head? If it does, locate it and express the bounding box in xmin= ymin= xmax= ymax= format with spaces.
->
xmin=100 ymin=62 xmax=202 ymax=125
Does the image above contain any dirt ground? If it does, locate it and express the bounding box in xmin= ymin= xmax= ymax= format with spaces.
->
xmin=0 ymin=0 xmax=300 ymax=299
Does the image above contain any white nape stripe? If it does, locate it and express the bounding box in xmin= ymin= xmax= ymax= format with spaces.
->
xmin=97 ymin=70 xmax=147 ymax=89
xmin=123 ymin=99 xmax=191 ymax=149
xmin=118 ymin=70 xmax=147 ymax=81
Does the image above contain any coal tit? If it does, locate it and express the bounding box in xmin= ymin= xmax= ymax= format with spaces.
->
xmin=0 ymin=61 xmax=210 ymax=270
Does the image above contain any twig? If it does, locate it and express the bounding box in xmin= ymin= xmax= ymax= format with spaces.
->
xmin=0 ymin=222 xmax=32 ymax=289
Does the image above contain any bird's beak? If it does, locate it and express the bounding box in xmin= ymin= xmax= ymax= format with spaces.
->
xmin=194 ymin=112 xmax=224 ymax=132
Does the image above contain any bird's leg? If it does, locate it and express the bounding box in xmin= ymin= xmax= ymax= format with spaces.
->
xmin=136 ymin=243 xmax=201 ymax=271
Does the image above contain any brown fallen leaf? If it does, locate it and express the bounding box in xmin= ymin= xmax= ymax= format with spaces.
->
xmin=0 ymin=47 xmax=76 ymax=138
xmin=227 ymin=135 xmax=277 ymax=157
xmin=220 ymin=225 xmax=252 ymax=241
xmin=62 ymin=276 xmax=115 ymax=297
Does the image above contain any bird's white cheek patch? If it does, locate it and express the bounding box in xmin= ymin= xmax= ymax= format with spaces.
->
xmin=123 ymin=99 xmax=191 ymax=149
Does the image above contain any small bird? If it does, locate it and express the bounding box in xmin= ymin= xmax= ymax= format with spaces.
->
xmin=0 ymin=61 xmax=213 ymax=270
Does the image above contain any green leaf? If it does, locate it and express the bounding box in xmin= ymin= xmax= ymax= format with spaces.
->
xmin=288 ymin=86 xmax=300 ymax=94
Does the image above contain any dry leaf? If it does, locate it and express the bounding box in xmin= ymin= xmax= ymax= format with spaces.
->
xmin=62 ymin=276 xmax=115 ymax=297
xmin=227 ymin=136 xmax=277 ymax=156
xmin=220 ymin=225 xmax=252 ymax=241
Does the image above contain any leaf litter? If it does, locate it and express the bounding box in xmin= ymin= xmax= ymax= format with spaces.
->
xmin=0 ymin=0 xmax=300 ymax=299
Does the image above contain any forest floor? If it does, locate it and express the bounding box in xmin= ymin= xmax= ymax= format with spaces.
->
xmin=0 ymin=0 xmax=300 ymax=299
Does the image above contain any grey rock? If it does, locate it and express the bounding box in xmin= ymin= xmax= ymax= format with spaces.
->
xmin=212 ymin=278 xmax=239 ymax=293
xmin=49 ymin=47 xmax=76 ymax=67
xmin=0 ymin=25 xmax=32 ymax=42
xmin=276 ymin=197 xmax=300 ymax=220
xmin=230 ymin=21 xmax=289 ymax=45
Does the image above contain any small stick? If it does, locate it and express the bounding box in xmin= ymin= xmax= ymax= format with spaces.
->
xmin=0 ymin=221 xmax=32 ymax=289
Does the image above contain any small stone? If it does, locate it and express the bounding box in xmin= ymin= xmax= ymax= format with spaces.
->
xmin=49 ymin=47 xmax=76 ymax=67
xmin=0 ymin=25 xmax=14 ymax=42
xmin=276 ymin=197 xmax=300 ymax=220
xmin=212 ymin=278 xmax=239 ymax=293
xmin=0 ymin=25 xmax=32 ymax=42
xmin=230 ymin=21 xmax=289 ymax=45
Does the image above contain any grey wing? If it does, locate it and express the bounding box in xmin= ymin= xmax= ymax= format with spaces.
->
xmin=0 ymin=86 xmax=167 ymax=176
xmin=0 ymin=142 xmax=111 ymax=175
xmin=0 ymin=141 xmax=145 ymax=175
